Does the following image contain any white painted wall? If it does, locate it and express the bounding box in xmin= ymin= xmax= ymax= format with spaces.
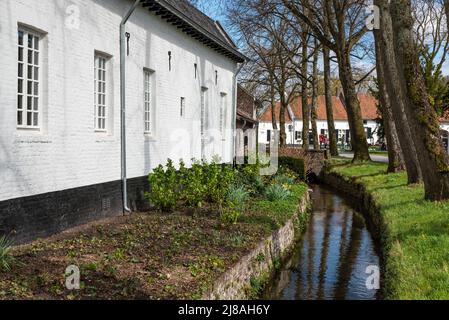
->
xmin=0 ymin=0 xmax=238 ymax=202
xmin=259 ymin=119 xmax=381 ymax=146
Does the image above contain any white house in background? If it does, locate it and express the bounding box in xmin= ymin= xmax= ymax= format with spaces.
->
xmin=259 ymin=93 xmax=380 ymax=149
xmin=0 ymin=0 xmax=245 ymax=243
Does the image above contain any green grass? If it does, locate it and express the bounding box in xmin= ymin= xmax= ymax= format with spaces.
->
xmin=330 ymin=162 xmax=449 ymax=300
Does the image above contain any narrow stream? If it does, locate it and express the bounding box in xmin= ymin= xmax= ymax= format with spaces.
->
xmin=264 ymin=184 xmax=381 ymax=300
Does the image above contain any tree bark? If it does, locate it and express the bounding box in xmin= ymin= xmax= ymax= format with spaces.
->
xmin=311 ymin=41 xmax=320 ymax=150
xmin=323 ymin=34 xmax=338 ymax=156
xmin=390 ymin=0 xmax=449 ymax=200
xmin=301 ymin=33 xmax=310 ymax=150
xmin=337 ymin=51 xmax=371 ymax=162
xmin=445 ymin=0 xmax=449 ymax=36
xmin=374 ymin=28 xmax=405 ymax=173
xmin=279 ymin=99 xmax=287 ymax=147
xmin=269 ymin=74 xmax=278 ymax=131
xmin=375 ymin=0 xmax=422 ymax=184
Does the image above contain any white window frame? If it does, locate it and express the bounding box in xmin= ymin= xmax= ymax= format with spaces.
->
xmin=94 ymin=54 xmax=108 ymax=132
xmin=144 ymin=70 xmax=152 ymax=134
xmin=17 ymin=28 xmax=41 ymax=130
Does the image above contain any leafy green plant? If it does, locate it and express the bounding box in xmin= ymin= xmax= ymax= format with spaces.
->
xmin=227 ymin=186 xmax=249 ymax=209
xmin=220 ymin=186 xmax=249 ymax=224
xmin=0 ymin=236 xmax=15 ymax=272
xmin=145 ymin=159 xmax=179 ymax=212
xmin=265 ymin=184 xmax=291 ymax=201
xmin=273 ymin=174 xmax=296 ymax=186
xmin=179 ymin=160 xmax=207 ymax=208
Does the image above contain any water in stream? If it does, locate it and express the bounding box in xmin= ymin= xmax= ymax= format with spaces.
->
xmin=264 ymin=184 xmax=381 ymax=300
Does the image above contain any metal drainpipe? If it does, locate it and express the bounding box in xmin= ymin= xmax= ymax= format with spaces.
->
xmin=232 ymin=63 xmax=245 ymax=165
xmin=120 ymin=0 xmax=141 ymax=214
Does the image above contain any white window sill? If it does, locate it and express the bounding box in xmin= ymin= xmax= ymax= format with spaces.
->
xmin=144 ymin=134 xmax=157 ymax=142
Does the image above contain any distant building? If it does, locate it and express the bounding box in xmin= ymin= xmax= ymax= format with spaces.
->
xmin=259 ymin=93 xmax=380 ymax=149
xmin=236 ymin=85 xmax=259 ymax=158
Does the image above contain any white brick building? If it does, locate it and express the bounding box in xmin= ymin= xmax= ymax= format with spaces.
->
xmin=259 ymin=94 xmax=381 ymax=149
xmin=0 ymin=0 xmax=245 ymax=243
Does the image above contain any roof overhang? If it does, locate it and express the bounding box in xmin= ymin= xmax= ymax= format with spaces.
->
xmin=140 ymin=0 xmax=247 ymax=63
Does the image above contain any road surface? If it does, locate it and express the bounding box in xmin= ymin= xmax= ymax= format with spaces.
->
xmin=340 ymin=152 xmax=389 ymax=163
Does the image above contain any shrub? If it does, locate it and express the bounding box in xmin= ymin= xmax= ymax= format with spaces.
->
xmin=179 ymin=160 xmax=207 ymax=208
xmin=235 ymin=164 xmax=266 ymax=195
xmin=278 ymin=157 xmax=306 ymax=181
xmin=145 ymin=159 xmax=179 ymax=212
xmin=265 ymin=184 xmax=291 ymax=202
xmin=212 ymin=165 xmax=236 ymax=205
xmin=0 ymin=236 xmax=14 ymax=272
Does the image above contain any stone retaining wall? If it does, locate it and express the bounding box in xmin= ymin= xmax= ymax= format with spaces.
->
xmin=203 ymin=192 xmax=310 ymax=300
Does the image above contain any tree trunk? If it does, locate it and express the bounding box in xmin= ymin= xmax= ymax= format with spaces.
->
xmin=301 ymin=33 xmax=310 ymax=150
xmin=279 ymin=97 xmax=287 ymax=147
xmin=390 ymin=0 xmax=449 ymax=200
xmin=311 ymin=42 xmax=320 ymax=150
xmin=323 ymin=43 xmax=338 ymax=156
xmin=270 ymin=75 xmax=278 ymax=131
xmin=375 ymin=0 xmax=422 ymax=184
xmin=374 ymin=28 xmax=405 ymax=173
xmin=336 ymin=51 xmax=371 ymax=163
xmin=445 ymin=0 xmax=449 ymax=36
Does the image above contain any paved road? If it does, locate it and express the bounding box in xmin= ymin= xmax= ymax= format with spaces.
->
xmin=340 ymin=152 xmax=389 ymax=163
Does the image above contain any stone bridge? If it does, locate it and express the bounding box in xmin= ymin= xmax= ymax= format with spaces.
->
xmin=279 ymin=146 xmax=329 ymax=178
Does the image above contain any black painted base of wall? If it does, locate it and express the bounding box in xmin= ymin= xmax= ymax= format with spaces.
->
xmin=0 ymin=176 xmax=150 ymax=245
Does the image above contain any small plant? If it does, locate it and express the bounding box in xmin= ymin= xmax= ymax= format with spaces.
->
xmin=220 ymin=186 xmax=249 ymax=225
xmin=273 ymin=174 xmax=296 ymax=186
xmin=0 ymin=236 xmax=15 ymax=272
xmin=227 ymin=185 xmax=250 ymax=211
xmin=220 ymin=207 xmax=241 ymax=225
xmin=265 ymin=184 xmax=291 ymax=202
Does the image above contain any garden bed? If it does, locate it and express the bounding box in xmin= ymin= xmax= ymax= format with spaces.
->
xmin=0 ymin=172 xmax=309 ymax=300
xmin=323 ymin=161 xmax=449 ymax=300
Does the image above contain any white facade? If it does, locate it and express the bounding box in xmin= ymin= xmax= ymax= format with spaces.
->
xmin=259 ymin=119 xmax=380 ymax=148
xmin=0 ymin=0 xmax=239 ymax=202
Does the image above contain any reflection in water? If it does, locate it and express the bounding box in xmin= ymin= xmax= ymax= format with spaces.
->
xmin=264 ymin=185 xmax=380 ymax=300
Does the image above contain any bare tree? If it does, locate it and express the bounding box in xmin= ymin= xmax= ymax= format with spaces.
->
xmin=323 ymin=43 xmax=339 ymax=156
xmin=282 ymin=0 xmax=372 ymax=162
xmin=227 ymin=0 xmax=300 ymax=146
xmin=413 ymin=0 xmax=449 ymax=116
xmin=445 ymin=0 xmax=449 ymax=33
xmin=311 ymin=38 xmax=320 ymax=150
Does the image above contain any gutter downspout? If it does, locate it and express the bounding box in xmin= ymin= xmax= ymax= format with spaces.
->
xmin=120 ymin=0 xmax=141 ymax=214
xmin=232 ymin=63 xmax=245 ymax=165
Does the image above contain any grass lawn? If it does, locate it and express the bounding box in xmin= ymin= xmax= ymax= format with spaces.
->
xmin=0 ymin=184 xmax=308 ymax=300
xmin=330 ymin=161 xmax=449 ymax=300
